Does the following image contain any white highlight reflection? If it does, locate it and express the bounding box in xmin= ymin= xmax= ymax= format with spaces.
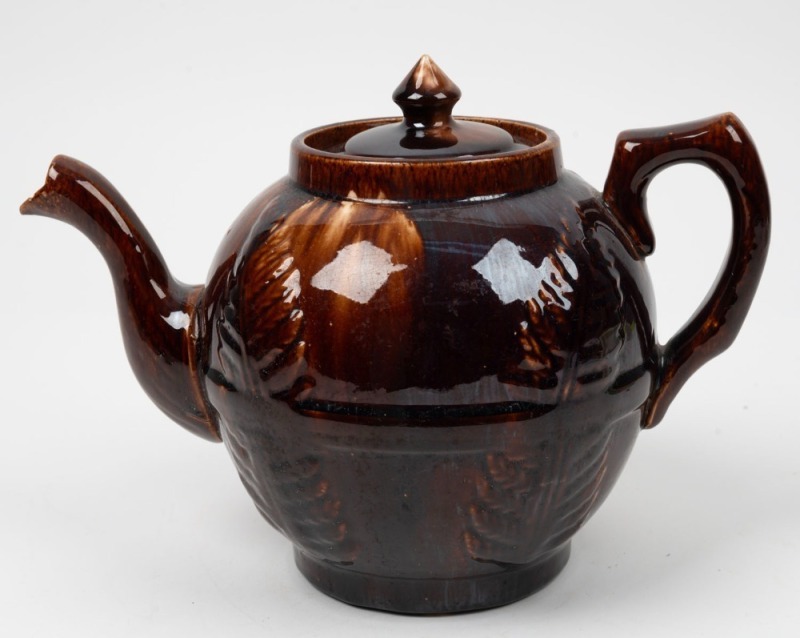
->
xmin=473 ymin=239 xmax=577 ymax=310
xmin=311 ymin=241 xmax=406 ymax=304
xmin=283 ymin=269 xmax=301 ymax=303
xmin=163 ymin=310 xmax=191 ymax=331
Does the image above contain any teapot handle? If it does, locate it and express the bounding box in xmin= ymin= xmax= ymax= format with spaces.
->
xmin=603 ymin=113 xmax=770 ymax=427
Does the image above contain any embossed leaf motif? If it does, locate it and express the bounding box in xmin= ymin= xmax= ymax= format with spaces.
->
xmin=473 ymin=239 xmax=577 ymax=310
xmin=275 ymin=455 xmax=359 ymax=564
xmin=311 ymin=240 xmax=407 ymax=304
xmin=465 ymin=433 xmax=612 ymax=565
xmin=235 ymin=215 xmax=306 ymax=390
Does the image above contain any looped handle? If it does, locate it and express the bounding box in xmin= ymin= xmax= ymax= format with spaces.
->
xmin=603 ymin=113 xmax=770 ymax=427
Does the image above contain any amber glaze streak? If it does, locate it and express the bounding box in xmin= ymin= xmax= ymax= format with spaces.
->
xmin=19 ymin=58 xmax=769 ymax=613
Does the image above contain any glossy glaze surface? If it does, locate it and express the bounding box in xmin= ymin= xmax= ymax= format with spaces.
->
xmin=20 ymin=59 xmax=770 ymax=613
xmin=292 ymin=116 xmax=561 ymax=202
xmin=603 ymin=113 xmax=770 ymax=425
xmin=345 ymin=55 xmax=525 ymax=158
xmin=198 ymin=173 xmax=653 ymax=611
xmin=20 ymin=155 xmax=218 ymax=441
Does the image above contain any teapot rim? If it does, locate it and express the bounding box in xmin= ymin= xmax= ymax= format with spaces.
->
xmin=289 ymin=117 xmax=562 ymax=203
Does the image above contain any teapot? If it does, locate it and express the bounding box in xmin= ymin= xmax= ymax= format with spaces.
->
xmin=20 ymin=56 xmax=770 ymax=614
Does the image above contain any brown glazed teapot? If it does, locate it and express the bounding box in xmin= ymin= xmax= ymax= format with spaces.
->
xmin=20 ymin=56 xmax=769 ymax=614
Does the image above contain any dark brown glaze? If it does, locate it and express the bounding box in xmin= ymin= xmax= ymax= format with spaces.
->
xmin=201 ymin=172 xmax=655 ymax=612
xmin=292 ymin=117 xmax=561 ymax=201
xmin=20 ymin=71 xmax=769 ymax=613
xmin=603 ymin=113 xmax=770 ymax=426
xmin=20 ymin=155 xmax=219 ymax=441
xmin=345 ymin=55 xmax=525 ymax=158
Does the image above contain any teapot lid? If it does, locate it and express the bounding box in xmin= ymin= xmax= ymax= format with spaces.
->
xmin=344 ymin=56 xmax=527 ymax=159
xmin=289 ymin=56 xmax=562 ymax=202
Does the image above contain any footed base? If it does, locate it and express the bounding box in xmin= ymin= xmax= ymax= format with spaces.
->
xmin=294 ymin=543 xmax=571 ymax=614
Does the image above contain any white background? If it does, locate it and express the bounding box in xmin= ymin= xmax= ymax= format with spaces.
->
xmin=2 ymin=0 xmax=798 ymax=635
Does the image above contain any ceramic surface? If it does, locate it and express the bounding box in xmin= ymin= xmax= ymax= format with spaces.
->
xmin=20 ymin=56 xmax=770 ymax=613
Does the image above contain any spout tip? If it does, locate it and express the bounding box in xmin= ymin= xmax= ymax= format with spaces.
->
xmin=19 ymin=196 xmax=39 ymax=216
xmin=20 ymin=183 xmax=55 ymax=218
xmin=20 ymin=156 xmax=70 ymax=217
xmin=20 ymin=186 xmax=48 ymax=216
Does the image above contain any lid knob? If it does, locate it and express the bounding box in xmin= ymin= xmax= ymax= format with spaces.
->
xmin=344 ymin=55 xmax=526 ymax=159
xmin=392 ymin=55 xmax=462 ymax=130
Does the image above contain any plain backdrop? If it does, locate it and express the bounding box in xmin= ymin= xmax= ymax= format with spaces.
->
xmin=2 ymin=0 xmax=798 ymax=636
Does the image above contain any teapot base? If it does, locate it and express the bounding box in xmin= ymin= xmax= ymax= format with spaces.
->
xmin=294 ymin=542 xmax=570 ymax=614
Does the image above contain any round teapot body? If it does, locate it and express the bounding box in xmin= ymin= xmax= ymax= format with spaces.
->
xmin=201 ymin=170 xmax=657 ymax=612
xmin=19 ymin=50 xmax=769 ymax=611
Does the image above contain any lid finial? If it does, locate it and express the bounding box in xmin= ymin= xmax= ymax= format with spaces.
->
xmin=393 ymin=55 xmax=462 ymax=128
xmin=343 ymin=55 xmax=526 ymax=158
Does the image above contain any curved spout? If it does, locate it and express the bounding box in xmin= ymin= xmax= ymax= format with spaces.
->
xmin=21 ymin=155 xmax=219 ymax=441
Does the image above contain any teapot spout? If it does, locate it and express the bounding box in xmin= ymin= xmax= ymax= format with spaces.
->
xmin=21 ymin=155 xmax=219 ymax=441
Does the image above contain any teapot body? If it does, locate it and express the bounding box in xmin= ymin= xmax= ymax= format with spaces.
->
xmin=201 ymin=170 xmax=657 ymax=611
xmin=20 ymin=56 xmax=769 ymax=613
